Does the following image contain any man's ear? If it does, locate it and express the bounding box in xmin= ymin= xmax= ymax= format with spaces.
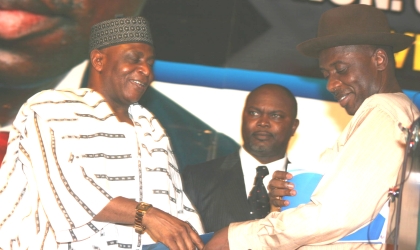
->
xmin=90 ymin=49 xmax=105 ymax=72
xmin=374 ymin=48 xmax=388 ymax=71
xmin=291 ymin=119 xmax=299 ymax=136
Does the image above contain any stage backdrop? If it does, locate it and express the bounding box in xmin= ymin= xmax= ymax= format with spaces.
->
xmin=141 ymin=0 xmax=420 ymax=167
xmin=1 ymin=1 xmax=420 ymax=170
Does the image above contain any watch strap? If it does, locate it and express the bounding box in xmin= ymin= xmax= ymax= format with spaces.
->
xmin=134 ymin=202 xmax=153 ymax=234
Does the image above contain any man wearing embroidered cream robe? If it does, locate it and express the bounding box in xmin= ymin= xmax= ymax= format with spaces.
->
xmin=0 ymin=0 xmax=149 ymax=162
xmin=0 ymin=0 xmax=239 ymax=170
xmin=204 ymin=4 xmax=420 ymax=250
xmin=0 ymin=16 xmax=204 ymax=250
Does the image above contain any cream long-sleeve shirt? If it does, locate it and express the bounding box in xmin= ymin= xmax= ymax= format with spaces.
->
xmin=228 ymin=92 xmax=419 ymax=250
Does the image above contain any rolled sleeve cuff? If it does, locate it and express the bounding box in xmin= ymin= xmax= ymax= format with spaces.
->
xmin=228 ymin=220 xmax=267 ymax=250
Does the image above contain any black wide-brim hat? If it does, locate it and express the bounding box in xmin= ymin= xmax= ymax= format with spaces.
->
xmin=296 ymin=4 xmax=415 ymax=58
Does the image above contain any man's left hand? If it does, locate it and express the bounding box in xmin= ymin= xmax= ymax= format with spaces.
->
xmin=268 ymin=170 xmax=296 ymax=211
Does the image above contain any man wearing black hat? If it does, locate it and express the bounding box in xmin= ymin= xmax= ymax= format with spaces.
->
xmin=205 ymin=4 xmax=419 ymax=249
xmin=0 ymin=16 xmax=204 ymax=250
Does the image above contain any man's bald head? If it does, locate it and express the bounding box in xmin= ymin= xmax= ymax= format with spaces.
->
xmin=242 ymin=84 xmax=299 ymax=163
xmin=246 ymin=84 xmax=298 ymax=118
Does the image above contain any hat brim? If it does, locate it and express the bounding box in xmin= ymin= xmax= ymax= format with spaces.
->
xmin=296 ymin=33 xmax=414 ymax=58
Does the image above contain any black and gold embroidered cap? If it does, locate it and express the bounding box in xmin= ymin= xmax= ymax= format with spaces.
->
xmin=89 ymin=16 xmax=153 ymax=52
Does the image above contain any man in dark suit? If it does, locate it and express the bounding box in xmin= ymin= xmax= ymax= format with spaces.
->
xmin=182 ymin=84 xmax=299 ymax=233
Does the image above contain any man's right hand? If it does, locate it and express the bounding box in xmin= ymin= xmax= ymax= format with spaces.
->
xmin=142 ymin=207 xmax=204 ymax=250
xmin=268 ymin=170 xmax=296 ymax=211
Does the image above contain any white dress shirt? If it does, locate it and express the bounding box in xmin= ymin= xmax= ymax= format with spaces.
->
xmin=239 ymin=147 xmax=288 ymax=198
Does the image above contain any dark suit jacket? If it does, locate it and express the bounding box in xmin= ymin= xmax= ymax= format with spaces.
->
xmin=181 ymin=152 xmax=252 ymax=233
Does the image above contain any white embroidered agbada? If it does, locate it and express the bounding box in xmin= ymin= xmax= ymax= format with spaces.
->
xmin=0 ymin=88 xmax=203 ymax=250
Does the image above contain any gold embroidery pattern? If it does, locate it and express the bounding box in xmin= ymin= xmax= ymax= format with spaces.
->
xmin=80 ymin=167 xmax=113 ymax=200
xmin=168 ymin=162 xmax=179 ymax=173
xmin=0 ymin=186 xmax=26 ymax=227
xmin=75 ymin=113 xmax=115 ymax=121
xmin=47 ymin=118 xmax=77 ymax=122
xmin=143 ymin=133 xmax=167 ymax=142
xmin=35 ymin=197 xmax=40 ymax=233
xmin=137 ymin=116 xmax=157 ymax=132
xmin=0 ymin=160 xmax=18 ymax=195
xmin=19 ymin=143 xmax=31 ymax=163
xmin=34 ymin=116 xmax=75 ymax=229
xmin=80 ymin=133 xmax=125 ymax=139
xmin=94 ymin=174 xmax=135 ymax=181
xmin=50 ymin=129 xmax=96 ymax=218
xmin=153 ymin=189 xmax=176 ymax=204
xmin=183 ymin=205 xmax=195 ymax=213
xmin=40 ymin=222 xmax=51 ymax=248
xmin=141 ymin=144 xmax=168 ymax=156
xmin=82 ymin=153 xmax=132 ymax=159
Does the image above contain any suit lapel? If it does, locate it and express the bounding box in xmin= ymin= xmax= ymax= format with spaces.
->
xmin=218 ymin=153 xmax=251 ymax=221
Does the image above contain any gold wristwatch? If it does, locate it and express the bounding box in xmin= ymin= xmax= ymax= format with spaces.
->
xmin=134 ymin=202 xmax=153 ymax=234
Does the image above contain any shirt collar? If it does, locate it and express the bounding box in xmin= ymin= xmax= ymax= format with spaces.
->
xmin=239 ymin=147 xmax=288 ymax=172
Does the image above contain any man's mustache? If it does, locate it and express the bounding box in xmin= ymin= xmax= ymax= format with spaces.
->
xmin=251 ymin=131 xmax=274 ymax=138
